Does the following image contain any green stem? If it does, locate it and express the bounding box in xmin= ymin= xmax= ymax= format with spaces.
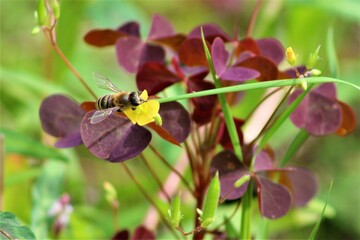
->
xmin=240 ymin=180 xmax=253 ymax=239
xmin=157 ymin=77 xmax=359 ymax=104
xmin=200 ymin=28 xmax=243 ymax=161
xmin=280 ymin=129 xmax=310 ymax=167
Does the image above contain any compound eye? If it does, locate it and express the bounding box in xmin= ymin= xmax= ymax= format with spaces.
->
xmin=129 ymin=92 xmax=140 ymax=106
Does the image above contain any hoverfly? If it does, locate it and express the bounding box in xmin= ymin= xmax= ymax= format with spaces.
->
xmin=90 ymin=72 xmax=146 ymax=124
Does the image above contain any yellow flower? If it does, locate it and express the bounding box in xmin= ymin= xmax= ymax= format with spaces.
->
xmin=123 ymin=90 xmax=162 ymax=126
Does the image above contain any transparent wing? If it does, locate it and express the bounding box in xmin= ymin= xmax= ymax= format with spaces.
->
xmin=93 ymin=72 xmax=122 ymax=93
xmin=89 ymin=107 xmax=120 ymax=124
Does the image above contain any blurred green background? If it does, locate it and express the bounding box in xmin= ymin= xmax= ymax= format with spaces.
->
xmin=1 ymin=0 xmax=359 ymax=239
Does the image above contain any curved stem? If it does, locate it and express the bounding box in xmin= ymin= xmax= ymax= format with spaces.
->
xmin=121 ymin=163 xmax=180 ymax=239
xmin=149 ymin=144 xmax=194 ymax=196
xmin=246 ymin=0 xmax=262 ymax=38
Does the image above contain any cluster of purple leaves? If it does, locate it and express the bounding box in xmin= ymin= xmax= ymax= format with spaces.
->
xmin=211 ymin=149 xmax=317 ymax=219
xmin=39 ymin=13 xmax=357 ymax=223
xmin=39 ymin=95 xmax=190 ymax=162
xmin=84 ymin=15 xmax=291 ymax=125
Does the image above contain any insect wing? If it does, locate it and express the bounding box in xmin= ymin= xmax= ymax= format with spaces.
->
xmin=93 ymin=72 xmax=122 ymax=93
xmin=90 ymin=107 xmax=119 ymax=124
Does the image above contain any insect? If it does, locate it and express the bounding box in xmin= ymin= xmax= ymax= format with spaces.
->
xmin=90 ymin=72 xmax=146 ymax=124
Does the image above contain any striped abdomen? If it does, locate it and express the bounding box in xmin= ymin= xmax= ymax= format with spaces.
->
xmin=96 ymin=94 xmax=114 ymax=110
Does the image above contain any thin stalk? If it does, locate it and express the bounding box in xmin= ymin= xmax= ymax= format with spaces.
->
xmin=149 ymin=144 xmax=194 ymax=195
xmin=244 ymin=87 xmax=282 ymax=122
xmin=157 ymin=77 xmax=359 ymax=104
xmin=43 ymin=19 xmax=97 ymax=100
xmin=246 ymin=0 xmax=262 ymax=38
xmin=140 ymin=154 xmax=171 ymax=202
xmin=121 ymin=163 xmax=180 ymax=240
xmin=250 ymin=87 xmax=293 ymax=146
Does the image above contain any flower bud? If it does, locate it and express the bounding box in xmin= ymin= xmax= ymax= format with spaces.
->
xmin=234 ymin=174 xmax=251 ymax=188
xmin=37 ymin=0 xmax=47 ymax=26
xmin=199 ymin=172 xmax=220 ymax=228
xmin=286 ymin=47 xmax=297 ymax=66
xmin=301 ymin=78 xmax=308 ymax=91
xmin=168 ymin=192 xmax=182 ymax=227
xmin=103 ymin=181 xmax=118 ymax=205
xmin=310 ymin=69 xmax=322 ymax=76
xmin=306 ymin=45 xmax=321 ymax=69
xmin=51 ymin=0 xmax=60 ymax=19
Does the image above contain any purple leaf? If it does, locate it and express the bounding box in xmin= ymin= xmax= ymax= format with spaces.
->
xmin=118 ymin=21 xmax=140 ymax=38
xmin=148 ymin=14 xmax=175 ymax=40
xmin=211 ymin=150 xmax=249 ymax=200
xmin=159 ymin=102 xmax=191 ymax=143
xmin=116 ymin=37 xmax=165 ymax=73
xmin=283 ymin=167 xmax=318 ymax=207
xmin=254 ymin=150 xmax=274 ymax=172
xmin=188 ymin=24 xmax=231 ymax=43
xmin=80 ymin=112 xmax=151 ymax=162
xmin=136 ymin=62 xmax=181 ymax=95
xmin=313 ymin=82 xmax=337 ymax=99
xmin=212 ymin=37 xmax=229 ymax=75
xmin=55 ymin=132 xmax=83 ymax=148
xmin=219 ymin=67 xmax=260 ymax=82
xmin=212 ymin=37 xmax=259 ymax=82
xmin=289 ymin=84 xmax=342 ymax=136
xmin=256 ymin=38 xmax=284 ymax=65
xmin=257 ymin=177 xmax=292 ymax=219
xmin=39 ymin=95 xmax=85 ymax=148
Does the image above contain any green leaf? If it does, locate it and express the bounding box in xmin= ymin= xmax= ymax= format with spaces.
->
xmin=0 ymin=211 xmax=36 ymax=239
xmin=200 ymin=172 xmax=220 ymax=228
xmin=200 ymin=27 xmax=243 ymax=161
xmin=308 ymin=180 xmax=334 ymax=240
xmin=0 ymin=128 xmax=67 ymax=162
xmin=280 ymin=129 xmax=310 ymax=167
xmin=326 ymin=25 xmax=340 ymax=78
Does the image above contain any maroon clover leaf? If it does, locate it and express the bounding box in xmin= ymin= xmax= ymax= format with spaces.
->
xmin=211 ymin=149 xmax=318 ymax=219
xmin=289 ymin=83 xmax=342 ymax=136
xmin=116 ymin=14 xmax=186 ymax=73
xmin=212 ymin=37 xmax=260 ymax=82
xmin=39 ymin=95 xmax=191 ymax=162
xmin=39 ymin=95 xmax=85 ymax=148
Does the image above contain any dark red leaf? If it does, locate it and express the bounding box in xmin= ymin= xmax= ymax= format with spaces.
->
xmin=236 ymin=38 xmax=260 ymax=56
xmin=159 ymin=102 xmax=191 ymax=143
xmin=279 ymin=167 xmax=318 ymax=207
xmin=118 ymin=21 xmax=140 ymax=38
xmin=212 ymin=37 xmax=260 ymax=81
xmin=148 ymin=14 xmax=175 ymax=40
xmin=80 ymin=112 xmax=151 ymax=162
xmin=256 ymin=38 xmax=284 ymax=65
xmin=236 ymin=56 xmax=278 ymax=81
xmin=256 ymin=177 xmax=292 ymax=219
xmin=191 ymin=107 xmax=214 ymax=125
xmin=218 ymin=117 xmax=244 ymax=150
xmin=112 ymin=229 xmax=129 ymax=240
xmin=151 ymin=34 xmax=186 ymax=51
xmin=178 ymin=38 xmax=209 ymax=67
xmin=187 ymin=78 xmax=216 ymax=111
xmin=81 ymin=101 xmax=96 ymax=112
xmin=211 ymin=150 xmax=249 ymax=200
xmin=116 ymin=37 xmax=165 ymax=73
xmin=136 ymin=62 xmax=181 ymax=95
xmin=132 ymin=226 xmax=155 ymax=240
xmin=336 ymin=101 xmax=356 ymax=136
xmin=39 ymin=95 xmax=85 ymax=148
xmin=289 ymin=85 xmax=342 ymax=136
xmin=188 ymin=24 xmax=231 ymax=43
xmin=84 ymin=29 xmax=126 ymax=47
xmin=147 ymin=122 xmax=180 ymax=146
